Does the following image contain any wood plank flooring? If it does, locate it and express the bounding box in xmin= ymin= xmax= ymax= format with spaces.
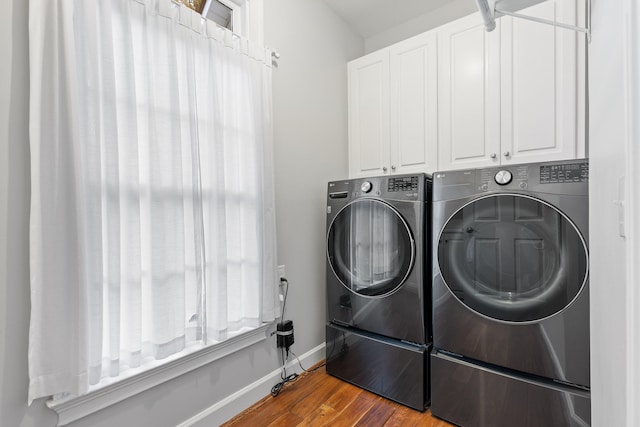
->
xmin=221 ymin=364 xmax=454 ymax=427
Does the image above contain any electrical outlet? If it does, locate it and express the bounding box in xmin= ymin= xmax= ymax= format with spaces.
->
xmin=278 ymin=265 xmax=286 ymax=280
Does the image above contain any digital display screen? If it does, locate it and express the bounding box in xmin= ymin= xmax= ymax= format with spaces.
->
xmin=388 ymin=176 xmax=419 ymax=192
xmin=540 ymin=163 xmax=588 ymax=184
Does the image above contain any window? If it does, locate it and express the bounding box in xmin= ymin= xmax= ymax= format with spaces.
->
xmin=175 ymin=0 xmax=262 ymax=44
xmin=204 ymin=0 xmax=264 ymax=45
xmin=28 ymin=0 xmax=276 ymax=422
xmin=203 ymin=0 xmax=235 ymax=31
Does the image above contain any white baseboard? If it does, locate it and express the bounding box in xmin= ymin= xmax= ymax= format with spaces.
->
xmin=178 ymin=343 xmax=326 ymax=427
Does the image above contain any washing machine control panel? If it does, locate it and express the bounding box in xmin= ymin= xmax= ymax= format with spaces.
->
xmin=494 ymin=170 xmax=513 ymax=185
xmin=388 ymin=176 xmax=420 ymax=192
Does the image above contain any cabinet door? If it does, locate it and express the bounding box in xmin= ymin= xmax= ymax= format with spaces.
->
xmin=390 ymin=31 xmax=438 ymax=174
xmin=438 ymin=13 xmax=501 ymax=171
xmin=348 ymin=50 xmax=390 ymax=178
xmin=500 ymin=0 xmax=582 ymax=165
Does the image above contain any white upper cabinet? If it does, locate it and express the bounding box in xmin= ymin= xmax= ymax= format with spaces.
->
xmin=348 ymin=50 xmax=390 ymax=178
xmin=349 ymin=0 xmax=585 ymax=176
xmin=437 ymin=13 xmax=501 ymax=171
xmin=348 ymin=31 xmax=438 ymax=178
xmin=438 ymin=0 xmax=585 ymax=171
xmin=500 ymin=0 xmax=583 ymax=165
xmin=389 ymin=31 xmax=438 ymax=175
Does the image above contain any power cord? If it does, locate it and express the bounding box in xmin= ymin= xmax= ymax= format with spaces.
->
xmin=270 ymin=277 xmax=326 ymax=397
xmin=280 ymin=278 xmax=289 ymax=321
xmin=270 ymin=349 xmax=326 ymax=397
xmin=289 ymin=350 xmax=325 ymax=373
xmin=271 ymin=277 xmax=295 ymax=397
xmin=270 ymin=373 xmax=298 ymax=396
xmin=270 ymin=347 xmax=299 ymax=396
xmin=270 ymin=347 xmax=327 ymax=397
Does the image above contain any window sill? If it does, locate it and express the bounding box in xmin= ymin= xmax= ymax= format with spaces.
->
xmin=47 ymin=323 xmax=272 ymax=426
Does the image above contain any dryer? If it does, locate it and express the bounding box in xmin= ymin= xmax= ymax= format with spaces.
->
xmin=430 ymin=159 xmax=590 ymax=426
xmin=325 ymin=173 xmax=432 ymax=411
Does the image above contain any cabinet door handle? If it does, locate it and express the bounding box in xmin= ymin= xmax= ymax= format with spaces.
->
xmin=382 ymin=166 xmax=388 ymax=172
xmin=503 ymin=151 xmax=510 ymax=157
xmin=391 ymin=165 xmax=396 ymax=171
xmin=490 ymin=153 xmax=497 ymax=159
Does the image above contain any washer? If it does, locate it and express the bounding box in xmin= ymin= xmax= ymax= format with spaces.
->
xmin=430 ymin=159 xmax=590 ymax=427
xmin=325 ymin=173 xmax=432 ymax=411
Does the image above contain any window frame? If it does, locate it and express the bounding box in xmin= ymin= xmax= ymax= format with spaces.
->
xmin=201 ymin=0 xmax=264 ymax=46
xmin=202 ymin=0 xmax=239 ymax=33
xmin=47 ymin=324 xmax=270 ymax=426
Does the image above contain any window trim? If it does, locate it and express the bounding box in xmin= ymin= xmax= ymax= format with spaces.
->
xmin=201 ymin=0 xmax=264 ymax=46
xmin=47 ymin=323 xmax=272 ymax=426
xmin=202 ymin=0 xmax=240 ymax=33
xmin=202 ymin=0 xmax=238 ymax=34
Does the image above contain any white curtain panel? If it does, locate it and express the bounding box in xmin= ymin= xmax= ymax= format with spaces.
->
xmin=28 ymin=0 xmax=278 ymax=404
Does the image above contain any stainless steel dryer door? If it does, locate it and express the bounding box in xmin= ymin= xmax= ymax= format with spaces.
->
xmin=327 ymin=198 xmax=415 ymax=298
xmin=437 ymin=194 xmax=588 ymax=323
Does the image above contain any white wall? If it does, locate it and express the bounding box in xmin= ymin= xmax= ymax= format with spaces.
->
xmin=0 ymin=0 xmax=362 ymax=426
xmin=0 ymin=0 xmax=49 ymax=426
xmin=589 ymin=0 xmax=640 ymax=426
xmin=265 ymin=0 xmax=363 ymax=356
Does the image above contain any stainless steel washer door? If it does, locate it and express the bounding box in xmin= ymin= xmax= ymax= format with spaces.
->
xmin=437 ymin=194 xmax=588 ymax=323
xmin=327 ymin=198 xmax=415 ymax=298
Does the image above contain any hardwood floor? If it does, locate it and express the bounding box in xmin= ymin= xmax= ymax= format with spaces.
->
xmin=221 ymin=364 xmax=454 ymax=427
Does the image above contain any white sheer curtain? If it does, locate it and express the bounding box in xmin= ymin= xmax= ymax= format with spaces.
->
xmin=28 ymin=0 xmax=278 ymax=404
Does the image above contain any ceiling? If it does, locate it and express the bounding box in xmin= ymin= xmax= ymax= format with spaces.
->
xmin=321 ymin=0 xmax=457 ymax=38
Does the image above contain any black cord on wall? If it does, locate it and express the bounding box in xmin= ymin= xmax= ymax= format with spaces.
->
xmin=270 ymin=277 xmax=326 ymax=397
xmin=271 ymin=277 xmax=297 ymax=396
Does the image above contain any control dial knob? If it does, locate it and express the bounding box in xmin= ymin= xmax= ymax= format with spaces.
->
xmin=360 ymin=181 xmax=373 ymax=193
xmin=494 ymin=170 xmax=513 ymax=185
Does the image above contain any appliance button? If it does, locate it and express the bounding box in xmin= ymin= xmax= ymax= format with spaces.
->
xmin=360 ymin=181 xmax=373 ymax=193
xmin=495 ymin=170 xmax=513 ymax=185
xmin=519 ymin=181 xmax=528 ymax=189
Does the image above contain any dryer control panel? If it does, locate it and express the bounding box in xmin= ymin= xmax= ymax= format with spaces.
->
xmin=540 ymin=163 xmax=589 ymax=184
xmin=432 ymin=159 xmax=589 ymax=202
